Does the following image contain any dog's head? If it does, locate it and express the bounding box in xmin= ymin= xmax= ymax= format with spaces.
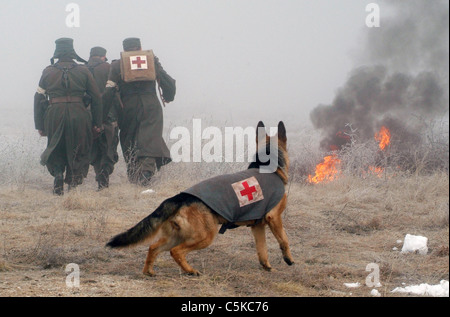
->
xmin=252 ymin=121 xmax=289 ymax=183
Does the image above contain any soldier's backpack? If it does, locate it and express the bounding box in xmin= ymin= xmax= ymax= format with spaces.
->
xmin=120 ymin=50 xmax=156 ymax=83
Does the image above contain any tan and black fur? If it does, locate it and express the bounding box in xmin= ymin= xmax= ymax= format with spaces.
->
xmin=106 ymin=121 xmax=294 ymax=276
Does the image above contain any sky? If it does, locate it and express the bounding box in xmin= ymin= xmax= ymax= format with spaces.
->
xmin=0 ymin=0 xmax=376 ymax=135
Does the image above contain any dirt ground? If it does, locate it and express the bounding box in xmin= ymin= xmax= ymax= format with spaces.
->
xmin=0 ymin=167 xmax=448 ymax=298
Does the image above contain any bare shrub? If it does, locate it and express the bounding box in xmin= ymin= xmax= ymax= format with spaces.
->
xmin=0 ymin=134 xmax=47 ymax=187
xmin=339 ymin=140 xmax=380 ymax=177
xmin=317 ymin=117 xmax=449 ymax=181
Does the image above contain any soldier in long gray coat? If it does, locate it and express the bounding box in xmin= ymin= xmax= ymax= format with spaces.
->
xmin=34 ymin=38 xmax=102 ymax=195
xmin=87 ymin=46 xmax=119 ymax=190
xmin=103 ymin=37 xmax=175 ymax=186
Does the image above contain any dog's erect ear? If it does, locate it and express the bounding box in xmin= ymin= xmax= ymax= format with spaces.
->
xmin=257 ymin=121 xmax=265 ymax=131
xmin=278 ymin=121 xmax=287 ymax=143
xmin=256 ymin=121 xmax=266 ymax=143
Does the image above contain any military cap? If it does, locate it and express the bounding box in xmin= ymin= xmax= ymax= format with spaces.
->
xmin=51 ymin=37 xmax=87 ymax=64
xmin=90 ymin=46 xmax=107 ymax=57
xmin=123 ymin=38 xmax=142 ymax=51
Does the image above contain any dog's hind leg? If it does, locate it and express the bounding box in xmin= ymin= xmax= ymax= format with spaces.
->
xmin=142 ymin=237 xmax=174 ymax=276
xmin=142 ymin=226 xmax=180 ymax=276
xmin=168 ymin=204 xmax=218 ymax=275
xmin=170 ymin=236 xmax=214 ymax=276
xmin=142 ymin=237 xmax=166 ymax=276
xmin=251 ymin=223 xmax=272 ymax=271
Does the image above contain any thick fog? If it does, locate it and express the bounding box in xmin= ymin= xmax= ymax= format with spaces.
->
xmin=0 ymin=0 xmax=371 ymax=135
xmin=0 ymin=0 xmax=447 ymax=138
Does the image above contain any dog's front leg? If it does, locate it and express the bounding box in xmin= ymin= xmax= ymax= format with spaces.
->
xmin=251 ymin=223 xmax=272 ymax=271
xmin=266 ymin=214 xmax=295 ymax=266
xmin=265 ymin=195 xmax=295 ymax=266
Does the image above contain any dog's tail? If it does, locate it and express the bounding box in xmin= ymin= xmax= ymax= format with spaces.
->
xmin=106 ymin=193 xmax=196 ymax=249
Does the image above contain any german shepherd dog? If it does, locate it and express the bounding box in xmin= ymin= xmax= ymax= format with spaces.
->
xmin=106 ymin=121 xmax=294 ymax=276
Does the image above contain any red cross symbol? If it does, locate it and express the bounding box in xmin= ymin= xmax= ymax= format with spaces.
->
xmin=131 ymin=56 xmax=147 ymax=69
xmin=240 ymin=181 xmax=257 ymax=201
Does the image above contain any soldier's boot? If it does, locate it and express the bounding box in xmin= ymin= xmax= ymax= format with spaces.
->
xmin=68 ymin=176 xmax=82 ymax=192
xmin=53 ymin=173 xmax=64 ymax=196
xmin=127 ymin=165 xmax=139 ymax=184
xmin=137 ymin=157 xmax=156 ymax=187
xmin=97 ymin=171 xmax=109 ymax=191
xmin=138 ymin=171 xmax=154 ymax=187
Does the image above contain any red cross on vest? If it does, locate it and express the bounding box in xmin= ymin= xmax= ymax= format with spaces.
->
xmin=130 ymin=56 xmax=148 ymax=70
xmin=240 ymin=181 xmax=257 ymax=200
xmin=231 ymin=176 xmax=265 ymax=207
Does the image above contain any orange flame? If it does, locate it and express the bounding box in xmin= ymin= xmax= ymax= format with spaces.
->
xmin=308 ymin=154 xmax=341 ymax=184
xmin=367 ymin=126 xmax=391 ymax=177
xmin=375 ymin=126 xmax=391 ymax=151
xmin=368 ymin=166 xmax=383 ymax=178
xmin=309 ymin=126 xmax=391 ymax=184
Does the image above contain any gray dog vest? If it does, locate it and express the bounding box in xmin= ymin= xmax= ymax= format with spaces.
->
xmin=183 ymin=168 xmax=285 ymax=232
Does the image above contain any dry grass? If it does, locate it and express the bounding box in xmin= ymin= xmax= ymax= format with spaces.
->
xmin=0 ymin=166 xmax=448 ymax=297
xmin=0 ymin=128 xmax=448 ymax=297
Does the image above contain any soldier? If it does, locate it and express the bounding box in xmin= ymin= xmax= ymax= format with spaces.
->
xmin=34 ymin=38 xmax=102 ymax=195
xmin=103 ymin=37 xmax=175 ymax=186
xmin=87 ymin=46 xmax=119 ymax=190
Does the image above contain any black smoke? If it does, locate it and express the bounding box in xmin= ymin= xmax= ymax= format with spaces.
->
xmin=310 ymin=0 xmax=449 ymax=151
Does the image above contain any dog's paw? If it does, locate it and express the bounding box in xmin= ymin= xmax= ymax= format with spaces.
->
xmin=143 ymin=270 xmax=156 ymax=277
xmin=284 ymin=257 xmax=295 ymax=266
xmin=261 ymin=264 xmax=272 ymax=272
xmin=186 ymin=270 xmax=201 ymax=276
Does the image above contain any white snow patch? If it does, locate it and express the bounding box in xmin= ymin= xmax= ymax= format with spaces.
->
xmin=141 ymin=189 xmax=156 ymax=195
xmin=401 ymin=234 xmax=428 ymax=255
xmin=344 ymin=282 xmax=361 ymax=288
xmin=371 ymin=289 xmax=381 ymax=297
xmin=392 ymin=280 xmax=449 ymax=297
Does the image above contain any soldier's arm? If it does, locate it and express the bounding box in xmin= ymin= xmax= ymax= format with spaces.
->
xmin=97 ymin=63 xmax=111 ymax=94
xmin=154 ymin=56 xmax=170 ymax=80
xmin=103 ymin=61 xmax=121 ymax=119
xmin=154 ymin=55 xmax=176 ymax=103
xmin=85 ymin=70 xmax=103 ymax=128
xmin=34 ymin=71 xmax=48 ymax=135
